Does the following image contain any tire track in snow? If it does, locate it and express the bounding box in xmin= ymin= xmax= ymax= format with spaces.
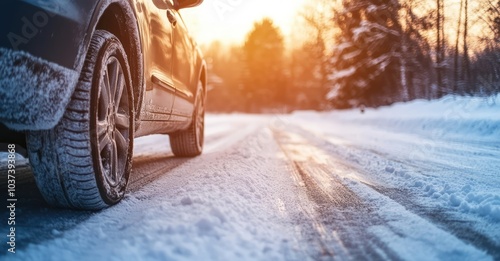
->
xmin=129 ymin=118 xmax=264 ymax=191
xmin=273 ymin=129 xmax=401 ymax=261
xmin=272 ymin=126 xmax=491 ymax=261
xmin=367 ymin=185 xmax=500 ymax=260
xmin=288 ymin=123 xmax=500 ymax=259
xmin=129 ymin=155 xmax=190 ymax=192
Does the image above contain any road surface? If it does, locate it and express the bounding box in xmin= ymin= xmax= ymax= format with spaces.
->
xmin=1 ymin=97 xmax=499 ymax=261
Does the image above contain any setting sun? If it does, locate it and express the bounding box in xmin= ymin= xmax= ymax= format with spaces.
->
xmin=180 ymin=0 xmax=307 ymax=45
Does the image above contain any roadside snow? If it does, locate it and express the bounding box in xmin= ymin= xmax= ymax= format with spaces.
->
xmin=329 ymin=95 xmax=500 ymax=140
xmin=291 ymin=94 xmax=500 ymax=234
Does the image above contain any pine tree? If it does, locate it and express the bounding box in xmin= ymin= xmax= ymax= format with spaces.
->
xmin=242 ymin=18 xmax=285 ymax=111
xmin=329 ymin=0 xmax=402 ymax=108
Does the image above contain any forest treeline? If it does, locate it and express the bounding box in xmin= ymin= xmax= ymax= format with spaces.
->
xmin=205 ymin=0 xmax=500 ymax=112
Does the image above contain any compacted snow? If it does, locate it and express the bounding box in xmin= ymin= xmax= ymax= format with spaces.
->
xmin=1 ymin=95 xmax=499 ymax=260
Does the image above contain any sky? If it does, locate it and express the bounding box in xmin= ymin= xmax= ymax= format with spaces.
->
xmin=180 ymin=0 xmax=487 ymax=51
xmin=180 ymin=0 xmax=307 ymax=46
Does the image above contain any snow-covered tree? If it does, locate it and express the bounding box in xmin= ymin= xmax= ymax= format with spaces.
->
xmin=329 ymin=0 xmax=403 ymax=108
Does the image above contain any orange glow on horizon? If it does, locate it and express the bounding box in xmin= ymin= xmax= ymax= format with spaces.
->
xmin=180 ymin=0 xmax=307 ymax=46
xmin=181 ymin=0 xmax=489 ymax=52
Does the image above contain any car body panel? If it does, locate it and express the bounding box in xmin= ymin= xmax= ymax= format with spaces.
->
xmin=0 ymin=0 xmax=206 ymax=139
xmin=134 ymin=0 xmax=175 ymax=122
xmin=0 ymin=0 xmax=94 ymax=130
xmin=171 ymin=10 xmax=196 ymax=120
xmin=0 ymin=0 xmax=95 ymax=69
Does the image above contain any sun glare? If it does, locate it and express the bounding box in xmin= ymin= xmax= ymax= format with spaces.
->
xmin=182 ymin=0 xmax=487 ymax=51
xmin=180 ymin=0 xmax=307 ymax=46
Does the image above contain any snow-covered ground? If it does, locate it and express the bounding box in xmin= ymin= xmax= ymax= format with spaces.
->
xmin=1 ymin=95 xmax=499 ymax=260
xmin=292 ymin=95 xmax=500 ymax=222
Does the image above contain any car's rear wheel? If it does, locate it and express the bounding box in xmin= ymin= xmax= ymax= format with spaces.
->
xmin=26 ymin=30 xmax=134 ymax=210
xmin=169 ymin=81 xmax=205 ymax=157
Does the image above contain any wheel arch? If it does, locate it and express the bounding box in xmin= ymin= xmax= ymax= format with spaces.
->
xmin=199 ymin=63 xmax=207 ymax=95
xmin=85 ymin=0 xmax=144 ymax=121
xmin=196 ymin=57 xmax=208 ymax=99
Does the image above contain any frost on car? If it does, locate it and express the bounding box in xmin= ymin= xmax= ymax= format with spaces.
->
xmin=0 ymin=0 xmax=207 ymax=210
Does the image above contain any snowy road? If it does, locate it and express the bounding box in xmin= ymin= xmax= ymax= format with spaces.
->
xmin=1 ymin=96 xmax=499 ymax=261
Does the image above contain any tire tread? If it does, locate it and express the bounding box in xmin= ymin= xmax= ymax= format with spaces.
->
xmin=26 ymin=30 xmax=133 ymax=210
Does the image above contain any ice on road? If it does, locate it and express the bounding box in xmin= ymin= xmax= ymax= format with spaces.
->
xmin=1 ymin=95 xmax=499 ymax=261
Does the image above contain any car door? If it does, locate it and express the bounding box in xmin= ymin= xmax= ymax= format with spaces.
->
xmin=170 ymin=10 xmax=196 ymax=122
xmin=136 ymin=0 xmax=176 ymax=121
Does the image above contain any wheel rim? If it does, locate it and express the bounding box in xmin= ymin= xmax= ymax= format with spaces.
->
xmin=95 ymin=56 xmax=130 ymax=187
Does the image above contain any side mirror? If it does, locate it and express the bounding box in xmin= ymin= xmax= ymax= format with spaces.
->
xmin=175 ymin=0 xmax=203 ymax=9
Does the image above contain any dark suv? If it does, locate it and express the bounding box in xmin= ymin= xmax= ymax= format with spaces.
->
xmin=0 ymin=0 xmax=206 ymax=210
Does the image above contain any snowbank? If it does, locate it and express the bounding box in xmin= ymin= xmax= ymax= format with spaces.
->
xmin=292 ymin=94 xmax=500 ymax=224
xmin=332 ymin=95 xmax=500 ymax=140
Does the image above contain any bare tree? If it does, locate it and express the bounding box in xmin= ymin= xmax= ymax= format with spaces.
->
xmin=298 ymin=0 xmax=336 ymax=103
xmin=436 ymin=0 xmax=446 ymax=96
xmin=462 ymin=0 xmax=472 ymax=93
xmin=453 ymin=0 xmax=464 ymax=94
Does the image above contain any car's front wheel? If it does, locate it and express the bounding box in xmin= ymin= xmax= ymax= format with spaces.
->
xmin=26 ymin=30 xmax=134 ymax=210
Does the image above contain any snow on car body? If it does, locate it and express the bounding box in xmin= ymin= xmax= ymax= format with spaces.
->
xmin=0 ymin=0 xmax=207 ymax=209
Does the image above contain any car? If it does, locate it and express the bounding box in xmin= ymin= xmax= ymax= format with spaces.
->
xmin=0 ymin=0 xmax=207 ymax=210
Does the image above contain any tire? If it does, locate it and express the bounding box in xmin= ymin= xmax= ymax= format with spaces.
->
xmin=169 ymin=81 xmax=205 ymax=157
xmin=26 ymin=30 xmax=134 ymax=210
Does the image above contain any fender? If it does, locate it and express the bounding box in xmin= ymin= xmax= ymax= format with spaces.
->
xmin=82 ymin=0 xmax=145 ymax=122
xmin=193 ymin=44 xmax=207 ymax=97
xmin=0 ymin=0 xmax=144 ymax=130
